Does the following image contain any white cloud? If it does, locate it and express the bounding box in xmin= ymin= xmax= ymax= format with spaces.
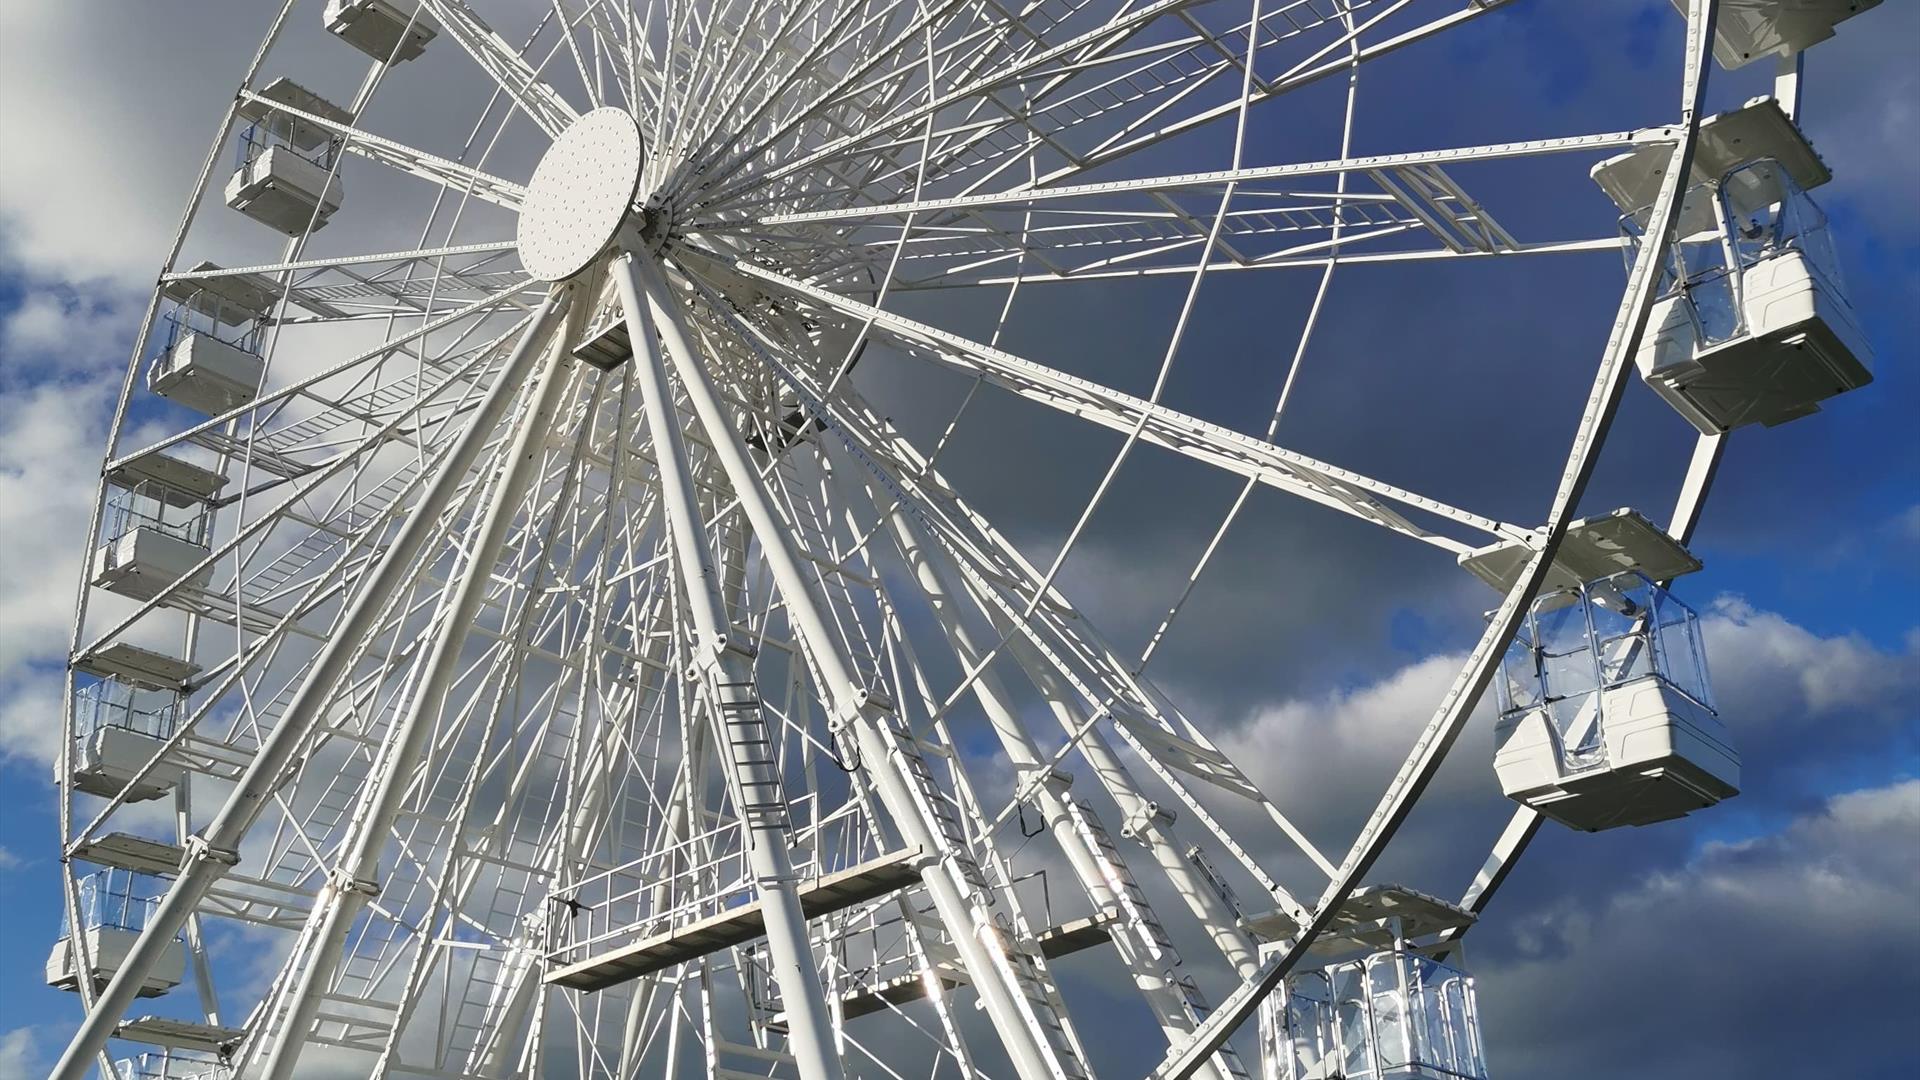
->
xmin=0 ymin=379 xmax=112 ymax=675
xmin=0 ymin=281 xmax=146 ymax=392
xmin=1893 ymin=504 xmax=1920 ymax=544
xmin=0 ymin=377 xmax=170 ymax=767
xmin=1809 ymin=1 xmax=1920 ymax=234
xmin=1197 ymin=594 xmax=1920 ymax=904
xmin=1222 ymin=649 xmax=1485 ymax=831
xmin=1701 ymin=596 xmax=1920 ymax=757
xmin=0 ymin=3 xmax=265 ymax=288
xmin=0 ymin=1026 xmax=40 ymax=1078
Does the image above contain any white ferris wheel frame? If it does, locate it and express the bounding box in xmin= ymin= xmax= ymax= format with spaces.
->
xmin=43 ymin=2 xmax=1791 ymax=1079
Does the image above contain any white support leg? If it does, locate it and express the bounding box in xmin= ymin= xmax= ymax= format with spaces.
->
xmin=864 ymin=470 xmax=1240 ymax=1080
xmin=257 ymin=285 xmax=589 ymax=1080
xmin=609 ymin=251 xmax=845 ymax=1080
xmin=50 ymin=290 xmax=569 ymax=1080
xmin=633 ymin=250 xmax=1086 ymax=1080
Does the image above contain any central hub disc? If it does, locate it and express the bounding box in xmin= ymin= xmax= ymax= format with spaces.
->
xmin=516 ymin=108 xmax=645 ymax=283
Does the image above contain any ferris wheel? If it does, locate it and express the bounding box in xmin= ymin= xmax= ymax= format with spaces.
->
xmin=46 ymin=1 xmax=1883 ymax=1079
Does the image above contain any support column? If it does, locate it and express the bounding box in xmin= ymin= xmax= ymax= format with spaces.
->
xmin=631 ymin=251 xmax=1081 ymax=1080
xmin=51 ymin=291 xmax=568 ymax=1080
xmin=863 ymin=470 xmax=1238 ymax=1080
xmin=611 ymin=252 xmax=844 ymax=1080
xmin=258 ymin=286 xmax=588 ymax=1080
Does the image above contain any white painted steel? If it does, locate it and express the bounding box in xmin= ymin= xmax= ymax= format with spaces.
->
xmin=611 ymin=252 xmax=843 ymax=1080
xmin=47 ymin=2 xmax=1880 ymax=1079
xmin=518 ymin=110 xmax=646 ymax=282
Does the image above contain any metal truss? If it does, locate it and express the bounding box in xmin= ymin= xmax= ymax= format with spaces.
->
xmin=45 ymin=2 xmax=1807 ymax=1080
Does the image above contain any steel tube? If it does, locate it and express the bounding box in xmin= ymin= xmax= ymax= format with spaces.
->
xmin=613 ymin=251 xmax=844 ymax=1080
xmin=632 ymin=251 xmax=1076 ymax=1080
xmin=50 ymin=291 xmax=565 ymax=1080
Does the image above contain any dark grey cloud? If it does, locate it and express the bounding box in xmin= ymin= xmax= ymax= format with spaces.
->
xmin=1481 ymin=777 xmax=1920 ymax=1080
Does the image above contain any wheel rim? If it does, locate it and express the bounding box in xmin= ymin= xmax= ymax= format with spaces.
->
xmin=52 ymin=3 xmax=1768 ymax=1079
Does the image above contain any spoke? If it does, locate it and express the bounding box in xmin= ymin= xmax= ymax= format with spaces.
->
xmin=158 ymin=242 xmax=518 ymax=282
xmin=704 ymin=0 xmax=1521 ymax=223
xmin=419 ymin=0 xmax=581 ymax=137
xmin=718 ymin=256 xmax=1526 ymax=548
xmin=727 ymin=131 xmax=1640 ymax=225
xmin=238 ymin=89 xmax=527 ymax=208
xmin=694 ymin=0 xmax=1207 ymax=207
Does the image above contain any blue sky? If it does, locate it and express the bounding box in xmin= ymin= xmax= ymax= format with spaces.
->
xmin=0 ymin=1 xmax=1916 ymax=1077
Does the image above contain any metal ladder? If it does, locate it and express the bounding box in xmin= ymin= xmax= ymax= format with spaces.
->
xmin=1065 ymin=806 xmax=1252 ymax=1080
xmin=714 ymin=676 xmax=791 ymax=834
xmin=879 ymin=725 xmax=1092 ymax=1079
xmin=992 ymin=927 xmax=1094 ymax=1080
xmin=1064 ymin=798 xmax=1176 ymax=960
xmin=879 ymin=722 xmax=991 ymax=895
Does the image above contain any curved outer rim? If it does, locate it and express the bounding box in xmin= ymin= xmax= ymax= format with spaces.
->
xmin=51 ymin=5 xmax=1765 ymax=1079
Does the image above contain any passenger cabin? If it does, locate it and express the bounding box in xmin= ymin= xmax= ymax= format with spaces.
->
xmin=151 ymin=266 xmax=272 ymax=415
xmin=68 ymin=687 xmax=185 ymax=800
xmin=1256 ymin=886 xmax=1489 ymax=1080
xmin=1595 ymin=97 xmax=1872 ymax=434
xmin=92 ymin=452 xmax=218 ymax=604
xmin=46 ymin=870 xmax=186 ymax=998
xmin=326 ymin=0 xmax=437 ymax=64
xmin=149 ymin=333 xmax=266 ymax=416
xmin=1493 ymin=569 xmax=1736 ymax=832
xmin=1676 ymin=0 xmax=1883 ymax=70
xmin=1462 ymin=509 xmax=1738 ymax=831
xmin=67 ymin=658 xmax=189 ymax=802
xmin=226 ymin=77 xmax=349 ymax=235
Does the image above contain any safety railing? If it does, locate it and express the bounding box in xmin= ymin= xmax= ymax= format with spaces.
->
xmin=1620 ymin=156 xmax=1841 ymax=351
xmin=73 ymin=679 xmax=184 ymax=744
xmin=62 ymin=869 xmax=175 ymax=937
xmin=113 ymin=1052 xmax=227 ymax=1080
xmin=1267 ymin=951 xmax=1488 ymax=1080
xmin=101 ymin=489 xmax=211 ymax=549
xmin=544 ymin=793 xmax=884 ymax=967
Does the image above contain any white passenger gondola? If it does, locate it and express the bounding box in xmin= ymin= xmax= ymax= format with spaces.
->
xmin=90 ymin=456 xmax=216 ymax=604
xmin=225 ymin=78 xmax=349 ymax=235
xmin=147 ymin=332 xmax=265 ymax=416
xmin=1255 ymin=886 xmax=1490 ymax=1080
xmin=149 ymin=269 xmax=269 ymax=415
xmin=66 ymin=645 xmax=195 ymax=803
xmin=1493 ymin=570 xmax=1737 ymax=831
xmin=325 ymin=0 xmax=436 ymax=64
xmin=1595 ymin=97 xmax=1871 ymax=434
xmin=66 ymin=675 xmax=186 ymax=802
xmin=1461 ymin=509 xmax=1738 ymax=831
xmin=46 ymin=871 xmax=187 ymax=998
